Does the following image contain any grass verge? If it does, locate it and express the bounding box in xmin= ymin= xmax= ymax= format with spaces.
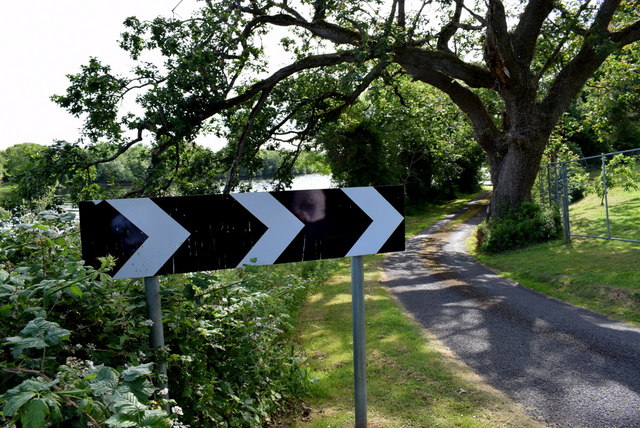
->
xmin=404 ymin=190 xmax=488 ymax=238
xmin=471 ymin=188 xmax=640 ymax=327
xmin=293 ymin=192 xmax=542 ymax=427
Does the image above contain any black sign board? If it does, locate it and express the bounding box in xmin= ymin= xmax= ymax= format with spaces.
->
xmin=79 ymin=186 xmax=404 ymax=279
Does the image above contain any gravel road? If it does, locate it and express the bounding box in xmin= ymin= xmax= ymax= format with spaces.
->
xmin=382 ymin=196 xmax=640 ymax=427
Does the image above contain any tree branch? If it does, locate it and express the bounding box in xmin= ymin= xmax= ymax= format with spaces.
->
xmin=398 ymin=0 xmax=406 ymax=29
xmin=395 ymin=51 xmax=498 ymax=151
xmin=512 ymin=0 xmax=554 ymax=66
xmin=214 ymin=51 xmax=363 ymax=115
xmin=539 ymin=42 xmax=608 ymax=131
xmin=393 ymin=46 xmax=494 ymax=89
xmin=484 ymin=0 xmax=518 ymax=84
xmin=437 ymin=0 xmax=463 ymax=52
xmin=223 ymin=89 xmax=272 ymax=194
xmin=83 ymin=124 xmax=150 ymax=168
xmin=611 ymin=20 xmax=640 ymax=46
xmin=242 ymin=12 xmax=361 ymax=45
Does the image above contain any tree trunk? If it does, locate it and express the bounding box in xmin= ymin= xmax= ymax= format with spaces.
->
xmin=487 ymin=131 xmax=547 ymax=219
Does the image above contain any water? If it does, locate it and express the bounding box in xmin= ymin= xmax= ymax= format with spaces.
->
xmin=249 ymin=173 xmax=334 ymax=191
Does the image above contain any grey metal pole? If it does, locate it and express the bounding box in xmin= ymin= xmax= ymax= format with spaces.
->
xmin=601 ymin=157 xmax=612 ymax=239
xmin=350 ymin=256 xmax=367 ymax=428
xmin=561 ymin=163 xmax=571 ymax=242
xmin=144 ymin=276 xmax=168 ymax=398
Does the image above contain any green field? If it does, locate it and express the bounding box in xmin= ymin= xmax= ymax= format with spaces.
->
xmin=569 ymin=188 xmax=640 ymax=242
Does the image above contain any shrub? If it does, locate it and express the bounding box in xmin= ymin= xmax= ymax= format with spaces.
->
xmin=0 ymin=210 xmax=334 ymax=427
xmin=476 ymin=202 xmax=563 ymax=253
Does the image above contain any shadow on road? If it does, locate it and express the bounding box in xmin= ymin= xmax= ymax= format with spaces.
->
xmin=383 ymin=199 xmax=640 ymax=427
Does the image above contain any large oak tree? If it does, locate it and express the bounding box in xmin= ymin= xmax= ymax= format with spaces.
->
xmin=55 ymin=0 xmax=640 ymax=216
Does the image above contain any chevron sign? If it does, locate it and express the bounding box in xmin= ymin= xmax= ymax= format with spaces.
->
xmin=79 ymin=186 xmax=404 ymax=279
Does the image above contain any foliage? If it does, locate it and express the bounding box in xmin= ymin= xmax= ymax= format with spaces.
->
xmin=0 ymin=210 xmax=335 ymax=426
xmin=94 ymin=144 xmax=151 ymax=187
xmin=476 ymin=202 xmax=563 ymax=254
xmin=534 ymin=131 xmax=591 ymax=205
xmin=47 ymin=0 xmax=639 ymax=216
xmin=0 ymin=144 xmax=46 ymax=184
xmin=0 ymin=141 xmax=330 ymax=209
xmin=589 ymin=153 xmax=639 ymax=205
xmin=0 ymin=141 xmax=103 ymax=212
xmin=571 ymin=43 xmax=640 ymax=154
xmin=319 ymin=78 xmax=483 ymax=204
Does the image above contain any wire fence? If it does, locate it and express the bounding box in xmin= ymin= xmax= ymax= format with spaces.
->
xmin=537 ymin=148 xmax=640 ymax=244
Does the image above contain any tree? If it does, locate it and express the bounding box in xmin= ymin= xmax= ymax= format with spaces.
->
xmin=53 ymin=0 xmax=640 ymax=217
xmin=578 ymin=42 xmax=640 ymax=152
xmin=319 ymin=76 xmax=482 ymax=203
xmin=1 ymin=143 xmax=45 ymax=183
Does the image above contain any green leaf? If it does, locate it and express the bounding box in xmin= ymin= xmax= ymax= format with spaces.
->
xmin=67 ymin=285 xmax=83 ymax=298
xmin=121 ymin=363 xmax=153 ymax=382
xmin=89 ymin=367 xmax=119 ymax=399
xmin=6 ymin=317 xmax=70 ymax=358
xmin=2 ymin=391 xmax=36 ymax=416
xmin=21 ymin=317 xmax=71 ymax=346
xmin=21 ymin=398 xmax=49 ymax=428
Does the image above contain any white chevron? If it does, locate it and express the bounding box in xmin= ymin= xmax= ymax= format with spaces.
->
xmin=342 ymin=187 xmax=403 ymax=257
xmin=107 ymin=198 xmax=190 ymax=279
xmin=231 ymin=192 xmax=305 ymax=267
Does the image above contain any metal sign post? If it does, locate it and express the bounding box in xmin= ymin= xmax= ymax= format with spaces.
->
xmin=351 ymin=255 xmax=367 ymax=428
xmin=144 ymin=276 xmax=168 ymax=399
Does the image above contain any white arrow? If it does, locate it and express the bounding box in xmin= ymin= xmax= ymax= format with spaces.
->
xmin=231 ymin=192 xmax=305 ymax=267
xmin=107 ymin=198 xmax=190 ymax=279
xmin=342 ymin=187 xmax=403 ymax=257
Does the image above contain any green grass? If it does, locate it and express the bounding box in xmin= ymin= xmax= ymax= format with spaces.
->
xmin=0 ymin=184 xmax=14 ymax=200
xmin=569 ymin=188 xmax=640 ymax=241
xmin=474 ymin=187 xmax=640 ymax=327
xmin=404 ymin=190 xmax=488 ymax=238
xmin=293 ymin=194 xmax=542 ymax=427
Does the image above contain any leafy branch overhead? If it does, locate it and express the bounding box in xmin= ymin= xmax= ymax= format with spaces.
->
xmin=53 ymin=1 xmax=639 ymax=212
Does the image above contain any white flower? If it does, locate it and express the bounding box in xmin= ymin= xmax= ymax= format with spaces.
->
xmin=171 ymin=406 xmax=184 ymax=416
xmin=159 ymin=388 xmax=169 ymax=396
xmin=140 ymin=319 xmax=155 ymax=327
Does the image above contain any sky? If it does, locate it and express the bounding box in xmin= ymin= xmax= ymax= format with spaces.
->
xmin=0 ymin=0 xmax=205 ymax=150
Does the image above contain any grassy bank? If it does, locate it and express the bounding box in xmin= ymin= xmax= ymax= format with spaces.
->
xmin=293 ymin=192 xmax=542 ymax=427
xmin=473 ymin=188 xmax=640 ymax=327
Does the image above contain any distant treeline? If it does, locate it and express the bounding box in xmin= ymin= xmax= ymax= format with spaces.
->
xmin=0 ymin=142 xmax=330 ymax=187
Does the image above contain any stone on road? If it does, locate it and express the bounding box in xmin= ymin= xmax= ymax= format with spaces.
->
xmin=383 ymin=197 xmax=640 ymax=427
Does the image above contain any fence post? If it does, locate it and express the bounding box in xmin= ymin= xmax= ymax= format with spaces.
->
xmin=560 ymin=163 xmax=571 ymax=242
xmin=601 ymin=157 xmax=612 ymax=239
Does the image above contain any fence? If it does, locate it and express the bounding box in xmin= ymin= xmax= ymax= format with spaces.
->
xmin=537 ymin=147 xmax=640 ymax=244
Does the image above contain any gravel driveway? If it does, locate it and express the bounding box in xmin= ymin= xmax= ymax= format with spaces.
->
xmin=382 ymin=196 xmax=640 ymax=427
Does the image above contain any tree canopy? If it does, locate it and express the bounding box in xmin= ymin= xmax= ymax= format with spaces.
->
xmin=53 ymin=0 xmax=640 ymax=215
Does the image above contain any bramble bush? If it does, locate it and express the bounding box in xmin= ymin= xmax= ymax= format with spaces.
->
xmin=0 ymin=209 xmax=334 ymax=426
